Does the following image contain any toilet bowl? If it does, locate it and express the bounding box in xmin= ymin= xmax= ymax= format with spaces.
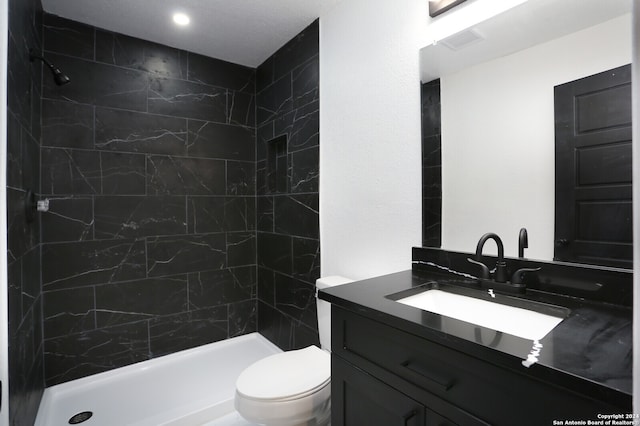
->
xmin=235 ymin=346 xmax=331 ymax=425
xmin=234 ymin=276 xmax=354 ymax=426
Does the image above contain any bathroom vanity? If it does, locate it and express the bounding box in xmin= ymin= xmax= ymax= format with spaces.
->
xmin=319 ymin=248 xmax=633 ymax=426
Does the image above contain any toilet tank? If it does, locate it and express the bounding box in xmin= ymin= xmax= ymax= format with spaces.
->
xmin=316 ymin=276 xmax=354 ymax=352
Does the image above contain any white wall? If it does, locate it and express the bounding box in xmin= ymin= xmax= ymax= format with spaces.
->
xmin=318 ymin=0 xmax=637 ymax=412
xmin=319 ymin=0 xmax=427 ymax=280
xmin=441 ymin=15 xmax=631 ymax=259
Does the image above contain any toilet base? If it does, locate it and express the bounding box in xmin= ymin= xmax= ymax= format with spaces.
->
xmin=235 ymin=382 xmax=331 ymax=426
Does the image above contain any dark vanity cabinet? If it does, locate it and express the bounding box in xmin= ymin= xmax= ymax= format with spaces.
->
xmin=330 ymin=306 xmax=625 ymax=426
xmin=333 ymin=356 xmax=427 ymax=425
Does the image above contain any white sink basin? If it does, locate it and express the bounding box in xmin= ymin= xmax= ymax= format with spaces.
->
xmin=396 ymin=289 xmax=565 ymax=340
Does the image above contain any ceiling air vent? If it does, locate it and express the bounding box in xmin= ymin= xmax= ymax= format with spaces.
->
xmin=439 ymin=28 xmax=484 ymax=51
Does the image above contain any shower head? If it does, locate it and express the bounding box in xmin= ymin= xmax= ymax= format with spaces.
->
xmin=29 ymin=49 xmax=71 ymax=86
xmin=50 ymin=66 xmax=71 ymax=86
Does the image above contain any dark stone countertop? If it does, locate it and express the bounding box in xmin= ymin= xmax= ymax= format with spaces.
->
xmin=319 ymin=268 xmax=632 ymax=409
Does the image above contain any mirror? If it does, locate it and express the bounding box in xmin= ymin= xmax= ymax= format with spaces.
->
xmin=419 ymin=0 xmax=632 ymax=266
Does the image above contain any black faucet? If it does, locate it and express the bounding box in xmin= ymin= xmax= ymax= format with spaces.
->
xmin=467 ymin=232 xmax=540 ymax=294
xmin=474 ymin=232 xmax=508 ymax=283
xmin=518 ymin=228 xmax=528 ymax=258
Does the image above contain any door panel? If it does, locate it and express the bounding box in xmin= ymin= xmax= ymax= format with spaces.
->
xmin=554 ymin=64 xmax=632 ymax=268
xmin=332 ymin=355 xmax=425 ymax=426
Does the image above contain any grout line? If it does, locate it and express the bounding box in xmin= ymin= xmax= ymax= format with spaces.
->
xmin=147 ymin=319 xmax=151 ymax=358
xmin=93 ymin=27 xmax=97 ymax=61
xmin=92 ymin=285 xmax=97 ymax=330
xmin=35 ymin=19 xmax=320 ymax=362
xmin=38 ymin=144 xmax=256 ymax=164
xmin=41 ymin=49 xmax=249 ymax=94
xmin=144 ymin=236 xmax=149 ymax=279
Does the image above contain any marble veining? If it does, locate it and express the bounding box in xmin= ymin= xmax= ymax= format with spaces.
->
xmin=274 ymin=273 xmax=317 ymax=329
xmin=95 ymin=30 xmax=187 ymax=79
xmin=95 ymin=276 xmax=188 ymax=327
xmin=94 ymin=196 xmax=186 ymax=239
xmin=44 ymin=23 xmax=88 ymax=40
xmin=254 ymin=20 xmax=320 ymax=351
xmin=7 ymin=2 xmax=46 ymax=423
xmin=256 ymin=196 xmax=274 ymax=232
xmin=320 ymin=264 xmax=632 ymax=409
xmin=148 ymin=306 xmax=228 ymax=357
xmin=275 ymin=101 xmax=319 ymax=152
xmin=95 ymin=107 xmax=188 ymax=153
xmin=43 ymin=286 xmax=96 ymax=338
xmin=42 ymin=197 xmax=94 ymax=242
xmin=292 ymin=238 xmax=320 ymax=283
xmin=101 ymin=152 xmax=146 ymax=195
xmin=290 ymin=148 xmax=319 ymax=193
xmin=6 ymin=113 xmax=23 ymax=189
xmin=187 ymin=52 xmax=254 ymax=92
xmin=185 ymin=119 xmax=255 ymax=161
xmin=42 ymin=100 xmax=94 ymax=149
xmin=42 ymin=239 xmax=147 ymax=290
xmin=257 ymin=75 xmax=293 ymax=126
xmin=227 ymin=232 xmax=257 ymax=268
xmin=274 ymin=195 xmax=319 ymax=239
xmin=98 ymin=129 xmax=186 ymax=148
xmin=43 ymin=14 xmax=94 ymax=60
xmin=42 ymin=148 xmax=102 ymax=195
xmin=146 ymin=234 xmax=227 ymax=277
xmin=229 ymin=300 xmax=258 ymax=337
xmin=227 ymin=161 xmax=256 ymax=195
xmin=31 ymin=13 xmax=321 ymax=390
xmin=147 ymin=155 xmax=226 ymax=195
xmin=412 ymin=260 xmax=477 ymax=280
xmin=189 ymin=267 xmax=256 ymax=310
xmin=43 ymin=54 xmax=149 ymax=111
xmin=44 ymin=322 xmax=150 ymax=385
xmin=228 ymin=90 xmax=256 ymax=127
xmin=292 ymin=56 xmax=319 ymax=108
xmin=186 ymin=119 xmax=249 ymax=159
xmin=148 ymin=77 xmax=227 ymax=122
xmin=421 ymin=79 xmax=442 ymax=247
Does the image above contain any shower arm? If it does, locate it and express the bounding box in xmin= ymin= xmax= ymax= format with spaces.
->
xmin=29 ymin=49 xmax=53 ymax=69
xmin=29 ymin=48 xmax=71 ymax=86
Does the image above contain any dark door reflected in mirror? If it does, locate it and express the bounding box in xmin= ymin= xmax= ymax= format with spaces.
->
xmin=554 ymin=65 xmax=632 ymax=269
xmin=419 ymin=0 xmax=632 ymax=270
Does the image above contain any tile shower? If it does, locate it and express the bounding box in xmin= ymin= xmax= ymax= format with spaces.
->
xmin=39 ymin=14 xmax=258 ymax=387
xmin=6 ymin=0 xmax=320 ymax=423
xmin=421 ymin=79 xmax=442 ymax=248
xmin=255 ymin=21 xmax=320 ymax=350
xmin=6 ymin=0 xmax=45 ymax=422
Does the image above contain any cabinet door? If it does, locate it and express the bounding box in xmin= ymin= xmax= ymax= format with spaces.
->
xmin=332 ymin=355 xmax=425 ymax=426
xmin=427 ymin=410 xmax=458 ymax=426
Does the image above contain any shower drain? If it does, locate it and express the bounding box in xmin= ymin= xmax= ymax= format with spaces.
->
xmin=68 ymin=411 xmax=93 ymax=424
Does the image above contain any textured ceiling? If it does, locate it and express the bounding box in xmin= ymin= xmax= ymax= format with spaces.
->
xmin=41 ymin=0 xmax=341 ymax=67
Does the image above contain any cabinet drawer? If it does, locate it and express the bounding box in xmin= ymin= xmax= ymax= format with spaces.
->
xmin=332 ymin=355 xmax=426 ymax=426
xmin=332 ymin=306 xmax=621 ymax=425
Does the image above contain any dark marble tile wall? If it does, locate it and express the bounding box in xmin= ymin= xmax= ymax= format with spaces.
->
xmin=6 ymin=0 xmax=46 ymax=424
xmin=40 ymin=14 xmax=257 ymax=386
xmin=255 ymin=20 xmax=320 ymax=350
xmin=421 ymin=80 xmax=442 ymax=247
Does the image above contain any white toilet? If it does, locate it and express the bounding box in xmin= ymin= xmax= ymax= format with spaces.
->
xmin=234 ymin=276 xmax=354 ymax=426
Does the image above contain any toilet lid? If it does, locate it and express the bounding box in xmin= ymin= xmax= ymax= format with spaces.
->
xmin=236 ymin=345 xmax=330 ymax=401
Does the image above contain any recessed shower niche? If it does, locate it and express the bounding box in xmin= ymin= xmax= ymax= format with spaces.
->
xmin=267 ymin=135 xmax=289 ymax=194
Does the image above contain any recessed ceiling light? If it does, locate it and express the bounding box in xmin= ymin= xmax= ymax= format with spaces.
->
xmin=173 ymin=12 xmax=190 ymax=26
